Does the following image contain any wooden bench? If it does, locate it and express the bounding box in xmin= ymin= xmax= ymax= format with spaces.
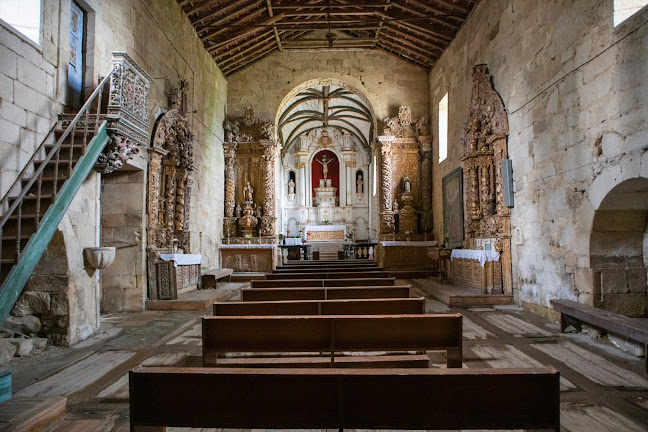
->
xmin=265 ymin=271 xmax=389 ymax=280
xmin=242 ymin=286 xmax=411 ymax=301
xmin=251 ymin=277 xmax=396 ymax=288
xmin=213 ymin=298 xmax=426 ymax=316
xmin=213 ymin=354 xmax=430 ymax=368
xmin=202 ymin=314 xmax=463 ymax=368
xmin=130 ymin=366 xmax=560 ymax=431
xmin=551 ymin=299 xmax=648 ymax=371
xmin=201 ymin=268 xmax=233 ymax=288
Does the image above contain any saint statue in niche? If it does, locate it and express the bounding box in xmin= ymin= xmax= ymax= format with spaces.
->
xmin=403 ymin=176 xmax=411 ymax=193
xmin=244 ymin=181 xmax=253 ymax=202
xmin=393 ymin=200 xmax=399 ymax=211
xmin=315 ymin=155 xmax=333 ymax=180
xmin=288 ymin=178 xmax=295 ymax=195
xmin=235 ymin=204 xmax=242 ymax=218
xmin=356 ymin=175 xmax=364 ymax=194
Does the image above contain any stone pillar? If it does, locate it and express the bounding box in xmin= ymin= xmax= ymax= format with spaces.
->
xmin=418 ymin=136 xmax=433 ymax=232
xmin=260 ymin=141 xmax=278 ymax=236
xmin=223 ymin=143 xmax=237 ymax=237
xmin=378 ymin=136 xmax=396 ymax=234
xmin=346 ymin=163 xmax=353 ymax=206
xmin=298 ymin=163 xmax=306 ymax=207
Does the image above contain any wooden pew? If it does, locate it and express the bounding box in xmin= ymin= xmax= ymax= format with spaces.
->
xmin=251 ymin=277 xmax=396 ymax=288
xmin=273 ymin=266 xmax=384 ymax=273
xmin=242 ymin=286 xmax=411 ymax=301
xmin=265 ymin=271 xmax=390 ymax=280
xmin=213 ymin=298 xmax=426 ymax=316
xmin=201 ymin=268 xmax=233 ymax=288
xmin=202 ymin=314 xmax=463 ymax=368
xmin=130 ymin=366 xmax=561 ymax=431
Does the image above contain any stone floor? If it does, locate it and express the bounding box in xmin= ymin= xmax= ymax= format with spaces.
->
xmin=4 ymin=279 xmax=648 ymax=431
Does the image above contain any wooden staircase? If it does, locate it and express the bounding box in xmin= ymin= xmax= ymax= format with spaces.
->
xmin=0 ymin=70 xmax=114 ymax=327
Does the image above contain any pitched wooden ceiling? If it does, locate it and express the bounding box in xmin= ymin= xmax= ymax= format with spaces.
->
xmin=177 ymin=0 xmax=480 ymax=77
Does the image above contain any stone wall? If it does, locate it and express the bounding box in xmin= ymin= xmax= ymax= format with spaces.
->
xmin=0 ymin=0 xmax=227 ymax=341
xmin=429 ymin=0 xmax=648 ymax=314
xmin=227 ymin=49 xmax=430 ymax=129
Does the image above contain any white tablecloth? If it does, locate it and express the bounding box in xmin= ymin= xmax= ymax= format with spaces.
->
xmin=450 ymin=249 xmax=500 ymax=267
xmin=380 ymin=241 xmax=439 ymax=247
xmin=159 ymin=253 xmax=202 ymax=267
xmin=284 ymin=238 xmax=303 ymax=245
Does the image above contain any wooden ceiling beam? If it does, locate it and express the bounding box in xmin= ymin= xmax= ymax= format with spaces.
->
xmin=378 ymin=10 xmax=453 ymax=41
xmin=390 ymin=1 xmax=460 ymax=30
xmin=383 ymin=19 xmax=450 ymax=45
xmin=377 ymin=38 xmax=434 ymax=64
xmin=274 ymin=24 xmax=380 ymax=31
xmin=272 ymin=2 xmax=390 ymax=9
xmin=213 ymin=30 xmax=274 ymax=58
xmin=377 ymin=42 xmax=431 ymax=69
xmin=379 ymin=32 xmax=439 ymax=59
xmin=218 ymin=36 xmax=277 ymax=66
xmin=396 ymin=0 xmax=466 ymax=23
xmin=204 ymin=11 xmax=284 ymax=45
xmin=282 ymin=9 xmax=381 ymax=16
xmin=266 ymin=0 xmax=283 ymax=51
xmin=186 ymin=0 xmax=220 ymax=17
xmin=428 ymin=0 xmax=471 ymax=14
xmin=194 ymin=0 xmax=259 ymax=25
xmin=382 ymin=25 xmax=444 ymax=51
xmin=199 ymin=4 xmax=267 ymax=38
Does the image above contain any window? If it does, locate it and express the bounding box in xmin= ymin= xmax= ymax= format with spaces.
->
xmin=438 ymin=93 xmax=448 ymax=163
xmin=0 ymin=0 xmax=41 ymax=44
xmin=614 ymin=0 xmax=648 ymax=26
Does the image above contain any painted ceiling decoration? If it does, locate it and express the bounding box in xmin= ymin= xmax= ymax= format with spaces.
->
xmin=278 ymin=84 xmax=373 ymax=151
xmin=176 ymin=0 xmax=480 ymax=76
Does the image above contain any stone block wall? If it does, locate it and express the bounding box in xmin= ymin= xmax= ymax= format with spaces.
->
xmin=0 ymin=0 xmax=227 ymax=342
xmin=428 ymin=0 xmax=648 ymax=313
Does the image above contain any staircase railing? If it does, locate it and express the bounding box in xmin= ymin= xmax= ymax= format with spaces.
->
xmin=0 ymin=68 xmax=115 ymax=326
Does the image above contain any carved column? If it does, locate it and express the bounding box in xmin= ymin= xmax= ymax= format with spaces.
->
xmin=163 ymin=162 xmax=177 ymax=230
xmin=223 ymin=143 xmax=237 ymax=237
xmin=260 ymin=141 xmax=278 ymax=236
xmin=378 ymin=136 xmax=396 ymax=234
xmin=174 ymin=168 xmax=186 ymax=231
xmin=418 ymin=136 xmax=433 ymax=232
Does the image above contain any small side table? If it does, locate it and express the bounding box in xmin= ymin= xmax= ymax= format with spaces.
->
xmin=428 ymin=248 xmax=452 ymax=282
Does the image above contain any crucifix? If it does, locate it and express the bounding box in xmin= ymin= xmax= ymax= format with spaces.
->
xmin=315 ymin=155 xmax=333 ymax=180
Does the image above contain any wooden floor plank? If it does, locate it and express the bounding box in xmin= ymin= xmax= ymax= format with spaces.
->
xmin=561 ymin=403 xmax=647 ymax=432
xmin=166 ymin=323 xmax=203 ymax=346
xmin=140 ymin=352 xmax=193 ymax=367
xmin=0 ymin=396 xmax=66 ymax=432
xmin=97 ymin=373 xmax=128 ymax=399
xmin=16 ymin=351 xmax=135 ymax=397
xmin=462 ymin=317 xmax=497 ymax=340
xmin=483 ymin=313 xmax=553 ymax=337
xmin=532 ymin=342 xmax=648 ymax=388
xmin=48 ymin=417 xmax=118 ymax=432
xmin=470 ymin=344 xmax=576 ymax=391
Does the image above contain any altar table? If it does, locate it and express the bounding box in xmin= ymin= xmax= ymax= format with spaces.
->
xmin=219 ymin=244 xmax=277 ymax=272
xmin=151 ymin=253 xmax=202 ymax=300
xmin=305 ymin=224 xmax=346 ymax=241
xmin=448 ymin=249 xmax=503 ymax=293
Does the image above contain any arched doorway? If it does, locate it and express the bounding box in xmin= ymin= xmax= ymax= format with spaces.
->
xmin=589 ymin=178 xmax=648 ymax=317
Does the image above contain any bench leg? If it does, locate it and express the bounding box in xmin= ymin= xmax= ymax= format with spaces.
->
xmin=447 ymin=347 xmax=462 ymax=368
xmin=560 ymin=313 xmax=581 ymax=333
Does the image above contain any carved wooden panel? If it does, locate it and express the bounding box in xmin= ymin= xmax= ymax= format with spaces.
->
xmin=221 ymin=249 xmax=275 ymax=272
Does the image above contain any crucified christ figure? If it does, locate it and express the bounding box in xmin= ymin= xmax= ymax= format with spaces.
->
xmin=315 ymin=155 xmax=333 ymax=180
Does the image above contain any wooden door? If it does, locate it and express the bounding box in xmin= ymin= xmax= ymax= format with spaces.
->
xmin=67 ymin=1 xmax=85 ymax=111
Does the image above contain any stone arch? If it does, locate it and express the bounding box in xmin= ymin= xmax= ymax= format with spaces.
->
xmin=589 ymin=177 xmax=648 ymax=317
xmin=274 ymin=77 xmax=378 ymax=145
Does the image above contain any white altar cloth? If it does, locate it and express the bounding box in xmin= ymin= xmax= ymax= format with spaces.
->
xmin=284 ymin=238 xmax=303 ymax=246
xmin=380 ymin=241 xmax=439 ymax=247
xmin=451 ymin=249 xmax=500 ymax=267
xmin=219 ymin=244 xmax=277 ymax=249
xmin=159 ymin=253 xmax=202 ymax=267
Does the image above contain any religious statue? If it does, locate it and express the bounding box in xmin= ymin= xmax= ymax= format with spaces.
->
xmin=403 ymin=176 xmax=411 ymax=193
xmin=235 ymin=204 xmax=242 ymax=218
xmin=315 ymin=155 xmax=333 ymax=180
xmin=288 ymin=178 xmax=295 ymax=195
xmin=356 ymin=175 xmax=364 ymax=194
xmin=393 ymin=200 xmax=399 ymax=211
xmin=257 ymin=203 xmax=263 ymax=218
xmin=244 ymin=181 xmax=253 ymax=202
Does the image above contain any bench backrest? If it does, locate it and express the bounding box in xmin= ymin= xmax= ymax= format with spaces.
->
xmin=213 ymin=298 xmax=425 ymax=316
xmin=130 ymin=366 xmax=560 ymax=431
xmin=202 ymin=314 xmax=462 ymax=368
xmin=251 ymin=277 xmax=396 ymax=288
xmin=265 ymin=271 xmax=389 ymax=280
xmin=241 ymin=286 xmax=411 ymax=301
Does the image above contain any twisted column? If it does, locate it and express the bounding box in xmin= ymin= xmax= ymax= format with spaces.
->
xmin=378 ymin=136 xmax=395 ymax=234
xmin=261 ymin=141 xmax=278 ymax=236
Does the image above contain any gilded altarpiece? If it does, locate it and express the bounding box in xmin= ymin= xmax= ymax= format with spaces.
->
xmin=222 ymin=107 xmax=279 ymax=240
xmin=377 ymin=106 xmax=432 ymax=239
xmin=456 ymin=65 xmax=513 ymax=294
xmin=146 ymin=101 xmax=198 ymax=300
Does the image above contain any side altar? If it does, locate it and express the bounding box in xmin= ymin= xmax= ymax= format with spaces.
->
xmin=219 ymin=244 xmax=277 ymax=273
